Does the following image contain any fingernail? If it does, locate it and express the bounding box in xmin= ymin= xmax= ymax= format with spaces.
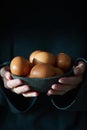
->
xmin=52 ymin=84 xmax=57 ymax=89
xmin=47 ymin=90 xmax=51 ymax=96
xmin=58 ymin=79 xmax=62 ymax=83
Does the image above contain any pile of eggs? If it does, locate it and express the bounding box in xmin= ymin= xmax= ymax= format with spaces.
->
xmin=10 ymin=50 xmax=72 ymax=78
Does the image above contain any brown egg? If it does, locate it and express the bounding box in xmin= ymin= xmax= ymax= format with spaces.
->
xmin=28 ymin=63 xmax=56 ymax=78
xmin=10 ymin=56 xmax=31 ymax=76
xmin=33 ymin=51 xmax=56 ymax=65
xmin=56 ymin=53 xmax=72 ymax=71
xmin=29 ymin=50 xmax=42 ymax=64
xmin=55 ymin=67 xmax=64 ymax=76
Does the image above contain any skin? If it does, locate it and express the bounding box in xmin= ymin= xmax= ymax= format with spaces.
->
xmin=0 ymin=61 xmax=86 ymax=97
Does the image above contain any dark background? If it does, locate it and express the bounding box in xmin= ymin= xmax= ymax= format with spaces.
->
xmin=0 ymin=2 xmax=87 ymax=62
xmin=0 ymin=3 xmax=87 ymax=38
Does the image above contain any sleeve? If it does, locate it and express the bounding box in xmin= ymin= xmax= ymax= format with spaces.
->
xmin=0 ymin=62 xmax=37 ymax=113
xmin=50 ymin=58 xmax=87 ymax=111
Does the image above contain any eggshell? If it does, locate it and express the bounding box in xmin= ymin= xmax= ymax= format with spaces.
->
xmin=33 ymin=51 xmax=56 ymax=65
xmin=29 ymin=50 xmax=42 ymax=64
xmin=55 ymin=67 xmax=64 ymax=76
xmin=10 ymin=56 xmax=31 ymax=76
xmin=56 ymin=53 xmax=72 ymax=71
xmin=28 ymin=63 xmax=56 ymax=78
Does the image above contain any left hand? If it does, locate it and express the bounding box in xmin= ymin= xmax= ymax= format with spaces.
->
xmin=47 ymin=61 xmax=86 ymax=96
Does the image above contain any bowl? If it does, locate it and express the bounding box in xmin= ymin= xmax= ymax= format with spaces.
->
xmin=11 ymin=58 xmax=86 ymax=93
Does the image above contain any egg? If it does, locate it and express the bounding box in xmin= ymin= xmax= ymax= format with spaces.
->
xmin=10 ymin=56 xmax=31 ymax=76
xmin=28 ymin=63 xmax=56 ymax=78
xmin=55 ymin=67 xmax=64 ymax=76
xmin=33 ymin=51 xmax=56 ymax=65
xmin=56 ymin=53 xmax=72 ymax=71
xmin=29 ymin=50 xmax=42 ymax=64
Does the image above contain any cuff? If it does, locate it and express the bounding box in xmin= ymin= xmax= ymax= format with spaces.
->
xmin=50 ymin=88 xmax=79 ymax=110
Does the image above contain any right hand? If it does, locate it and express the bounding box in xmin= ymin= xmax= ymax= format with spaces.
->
xmin=0 ymin=66 xmax=39 ymax=97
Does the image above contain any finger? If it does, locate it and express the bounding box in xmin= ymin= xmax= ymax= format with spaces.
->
xmin=0 ymin=66 xmax=10 ymax=77
xmin=58 ymin=75 xmax=83 ymax=85
xmin=47 ymin=89 xmax=66 ymax=96
xmin=5 ymin=71 xmax=12 ymax=80
xmin=0 ymin=67 xmax=12 ymax=80
xmin=51 ymin=84 xmax=77 ymax=91
xmin=73 ymin=61 xmax=86 ymax=75
xmin=22 ymin=91 xmax=39 ymax=97
xmin=0 ymin=67 xmax=7 ymax=77
xmin=7 ymin=79 xmax=23 ymax=89
xmin=12 ymin=85 xmax=30 ymax=94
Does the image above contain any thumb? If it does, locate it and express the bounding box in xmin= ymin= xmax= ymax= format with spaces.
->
xmin=73 ymin=61 xmax=86 ymax=75
xmin=0 ymin=66 xmax=12 ymax=80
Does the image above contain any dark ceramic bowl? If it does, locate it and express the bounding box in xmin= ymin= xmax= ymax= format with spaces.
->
xmin=12 ymin=58 xmax=86 ymax=93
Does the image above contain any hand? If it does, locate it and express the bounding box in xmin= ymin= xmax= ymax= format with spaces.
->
xmin=47 ymin=61 xmax=86 ymax=96
xmin=0 ymin=66 xmax=39 ymax=97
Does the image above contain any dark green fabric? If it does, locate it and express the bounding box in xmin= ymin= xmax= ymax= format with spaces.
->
xmin=0 ymin=89 xmax=87 ymax=130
